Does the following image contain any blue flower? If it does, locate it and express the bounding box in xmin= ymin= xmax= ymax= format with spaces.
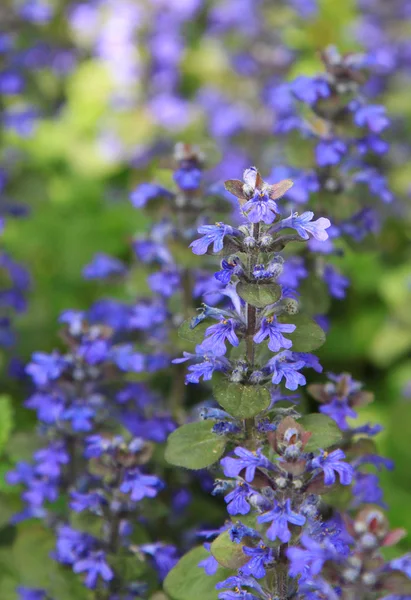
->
xmin=311 ymin=449 xmax=353 ymax=485
xmin=78 ymin=338 xmax=110 ymax=365
xmin=16 ymin=588 xmax=47 ymax=600
xmin=139 ymin=543 xmax=178 ymax=581
xmin=190 ymin=223 xmax=238 ymax=255
xmin=253 ymin=316 xmax=296 ymax=352
xmin=84 ymin=435 xmax=113 ymax=458
xmin=82 ymin=253 xmax=126 ymax=280
xmin=352 ymin=473 xmax=386 ymax=508
xmin=267 ymin=352 xmax=306 ymax=391
xmin=148 ymin=269 xmax=181 ymax=298
xmin=110 ymin=344 xmax=145 ymax=372
xmin=235 ymin=167 xmax=294 ymax=225
xmin=55 ymin=525 xmax=95 ymax=565
xmin=353 ymin=168 xmax=393 ymax=203
xmin=215 ymin=258 xmax=243 ymax=284
xmin=73 ymin=550 xmax=113 ymax=589
xmin=198 ymin=543 xmax=219 ymax=575
xmin=224 ymin=482 xmax=252 ymax=515
xmin=287 ymin=534 xmax=339 ymax=578
xmin=130 ymin=183 xmax=172 ymax=208
xmin=216 ymin=576 xmax=263 ymax=600
xmin=241 ymin=543 xmax=273 ymax=579
xmin=173 ymin=347 xmax=230 ymax=383
xmin=390 ymin=554 xmax=411 ymax=579
xmin=70 ymin=491 xmax=106 ymax=513
xmin=34 ymin=442 xmax=69 ymax=478
xmin=26 ymin=352 xmax=66 ymax=386
xmin=278 ymin=256 xmax=308 ymax=288
xmin=242 ymin=191 xmax=281 ymax=224
xmin=173 ymin=166 xmax=202 ymax=190
xmin=199 ymin=318 xmax=240 ymax=356
xmin=356 ymin=134 xmax=389 ymax=155
xmin=353 ymin=104 xmax=389 ymax=133
xmin=19 ymin=0 xmax=53 ymax=23
xmin=221 ymin=447 xmax=272 ymax=482
xmin=257 ymin=499 xmax=306 ymax=543
xmin=320 ymin=399 xmax=356 ymax=430
xmin=120 ymin=468 xmax=164 ymax=501
xmin=229 ymin=522 xmax=260 ymax=544
xmin=315 ymin=139 xmax=347 ymax=167
xmin=277 ymin=211 xmax=331 ymax=241
xmin=62 ymin=405 xmax=95 ymax=432
xmin=291 ymin=76 xmax=330 ymax=105
xmin=322 ymin=265 xmax=349 ymax=299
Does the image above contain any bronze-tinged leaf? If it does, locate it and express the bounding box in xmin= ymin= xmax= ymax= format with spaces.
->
xmin=382 ymin=528 xmax=407 ymax=547
xmin=279 ymin=458 xmax=307 ymax=477
xmin=307 ymin=384 xmax=330 ymax=403
xmin=350 ymin=390 xmax=374 ymax=407
xmin=345 ymin=438 xmax=377 ymax=461
xmin=248 ymin=468 xmax=276 ymax=490
xmin=255 ymin=170 xmax=264 ymax=189
xmin=305 ymin=473 xmax=329 ymax=494
xmin=224 ymin=179 xmax=246 ymax=200
xmin=377 ymin=571 xmax=411 ymax=595
xmin=266 ymin=179 xmax=294 ymax=200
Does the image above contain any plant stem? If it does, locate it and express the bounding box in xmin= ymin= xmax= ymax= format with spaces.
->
xmin=276 ymin=544 xmax=290 ymax=600
xmin=244 ymin=223 xmax=260 ymax=443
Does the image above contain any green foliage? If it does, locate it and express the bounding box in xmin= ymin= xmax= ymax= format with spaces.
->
xmin=3 ymin=523 xmax=91 ymax=599
xmin=164 ymin=546 xmax=232 ymax=600
xmin=165 ymin=421 xmax=226 ymax=469
xmin=237 ymin=282 xmax=282 ymax=308
xmin=278 ymin=314 xmax=326 ymax=352
xmin=299 ymin=413 xmax=342 ymax=452
xmin=0 ymin=396 xmax=14 ymax=455
xmin=299 ymin=277 xmax=331 ymax=316
xmin=213 ymin=376 xmax=271 ymax=418
xmin=178 ymin=319 xmax=209 ymax=344
xmin=210 ymin=530 xmax=248 ymax=569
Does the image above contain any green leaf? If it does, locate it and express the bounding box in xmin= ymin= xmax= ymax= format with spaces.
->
xmin=0 ymin=395 xmax=14 ymax=455
xmin=164 ymin=546 xmax=231 ymax=600
xmin=12 ymin=524 xmax=55 ymax=587
xmin=165 ymin=421 xmax=226 ymax=469
xmin=278 ymin=314 xmax=326 ymax=352
xmin=210 ymin=531 xmax=248 ymax=569
xmin=237 ymin=282 xmax=281 ymax=308
xmin=299 ymin=414 xmax=342 ymax=452
xmin=178 ymin=319 xmax=209 ymax=344
xmin=213 ymin=377 xmax=271 ymax=418
xmin=107 ymin=552 xmax=147 ymax=583
xmin=299 ymin=277 xmax=330 ymax=316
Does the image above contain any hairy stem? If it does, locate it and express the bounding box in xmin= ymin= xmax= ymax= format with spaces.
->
xmin=244 ymin=223 xmax=260 ymax=443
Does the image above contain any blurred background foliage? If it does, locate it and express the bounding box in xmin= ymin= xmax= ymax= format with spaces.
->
xmin=1 ymin=0 xmax=411 ymax=580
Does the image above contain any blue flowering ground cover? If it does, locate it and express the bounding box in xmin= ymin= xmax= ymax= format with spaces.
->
xmin=1 ymin=1 xmax=411 ymax=599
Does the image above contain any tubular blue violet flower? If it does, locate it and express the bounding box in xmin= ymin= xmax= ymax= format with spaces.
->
xmin=221 ymin=447 xmax=273 ymax=482
xmin=311 ymin=449 xmax=353 ymax=486
xmin=276 ymin=211 xmax=331 ymax=241
xmin=190 ymin=223 xmax=239 ymax=255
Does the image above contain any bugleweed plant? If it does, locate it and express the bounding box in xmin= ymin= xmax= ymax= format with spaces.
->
xmin=163 ymin=167 xmax=411 ymax=600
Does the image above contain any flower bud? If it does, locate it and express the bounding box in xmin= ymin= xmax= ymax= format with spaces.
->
xmin=244 ymin=236 xmax=256 ymax=249
xmin=281 ymin=298 xmax=299 ymax=315
xmin=361 ymin=572 xmax=377 ymax=586
xmin=275 ymin=476 xmax=288 ymax=489
xmin=359 ymin=533 xmax=377 ymax=549
xmin=343 ymin=568 xmax=359 ymax=583
xmin=260 ymin=234 xmax=273 ymax=248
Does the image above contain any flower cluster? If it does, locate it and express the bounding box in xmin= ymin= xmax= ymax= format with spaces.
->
xmin=163 ymin=166 xmax=411 ymax=600
xmin=174 ymin=167 xmax=329 ymax=390
xmin=7 ymin=309 xmax=179 ymax=597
